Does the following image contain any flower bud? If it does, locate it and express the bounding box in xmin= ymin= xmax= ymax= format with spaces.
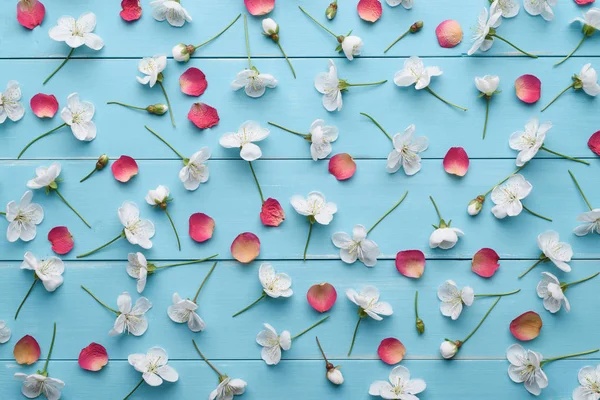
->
xmin=172 ymin=43 xmax=194 ymax=62
xmin=146 ymin=104 xmax=169 ymax=115
xmin=410 ymin=21 xmax=424 ymax=33
xmin=440 ymin=340 xmax=460 ymax=359
xmin=467 ymin=195 xmax=484 ymax=216
xmin=262 ymin=18 xmax=279 ymax=37
xmin=326 ymin=366 xmax=344 ymax=385
xmin=416 ymin=318 xmax=425 ymax=335
xmin=96 ymin=154 xmax=109 ymax=170
xmin=326 ymin=1 xmax=338 ymax=20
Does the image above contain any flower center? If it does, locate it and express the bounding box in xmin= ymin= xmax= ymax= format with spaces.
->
xmin=392 ymin=378 xmax=406 ymax=394
xmin=71 ymin=111 xmax=84 ymax=124
xmin=188 ymin=162 xmax=206 ymax=179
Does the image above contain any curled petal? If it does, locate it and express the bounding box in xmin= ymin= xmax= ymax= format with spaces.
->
xmin=357 ymin=0 xmax=382 ymax=23
xmin=588 ymin=131 xmax=600 ymax=156
xmin=436 ymin=20 xmax=463 ymax=48
xmin=189 ymin=213 xmax=215 ymax=243
xmin=188 ymin=102 xmax=219 ymax=130
xmin=244 ymin=0 xmax=275 ymax=15
xmin=510 ymin=311 xmax=542 ymax=341
xmin=260 ymin=198 xmax=285 ymax=227
xmin=328 ymin=153 xmax=356 ymax=181
xmin=574 ymin=0 xmax=595 ymax=4
xmin=377 ymin=338 xmax=406 ymax=365
xmin=120 ymin=0 xmax=142 ymax=22
xmin=111 ymin=155 xmax=138 ymax=183
xmin=395 ymin=250 xmax=425 ymax=278
xmin=30 ymin=93 xmax=58 ymax=118
xmin=443 ymin=147 xmax=469 ymax=177
xmin=48 ymin=226 xmax=74 ymax=255
xmin=307 ymin=282 xmax=337 ymax=312
xmin=14 ymin=335 xmax=41 ymax=365
xmin=231 ymin=232 xmax=260 ymax=263
xmin=471 ymin=248 xmax=500 ymax=278
xmin=78 ymin=343 xmax=108 ymax=371
xmin=515 ymin=74 xmax=541 ymax=104
xmin=180 ymin=68 xmax=208 ymax=96
xmin=17 ymin=0 xmax=45 ymax=30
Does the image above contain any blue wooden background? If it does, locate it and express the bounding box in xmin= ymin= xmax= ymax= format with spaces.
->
xmin=1 ymin=0 xmax=599 ymax=398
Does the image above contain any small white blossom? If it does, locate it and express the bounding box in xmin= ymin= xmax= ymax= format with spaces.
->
xmin=118 ymin=201 xmax=155 ymax=249
xmin=27 ymin=162 xmax=61 ymax=190
xmin=179 ymin=147 xmax=210 ymax=191
xmin=290 ymin=191 xmax=337 ymax=225
xmin=385 ymin=0 xmax=414 ymax=9
xmin=21 ymin=252 xmax=64 ymax=292
xmin=48 ymin=12 xmax=104 ymax=50
xmin=437 ymin=280 xmax=474 ymax=320
xmin=137 ymin=55 xmax=167 ymax=88
xmin=578 ymin=63 xmax=600 ymax=97
xmin=128 ymin=347 xmax=179 ymax=386
xmin=572 ymin=8 xmax=600 ymax=31
xmin=172 ymin=43 xmax=190 ymax=62
xmin=210 ymin=377 xmax=247 ymax=400
xmin=475 ymin=75 xmax=500 ymax=97
xmin=256 ymin=323 xmax=291 ymax=365
xmin=14 ymin=373 xmax=65 ymax=400
xmin=0 ymin=321 xmax=11 ymax=344
xmin=507 ymin=344 xmax=548 ymax=396
xmin=5 ymin=191 xmax=43 ymax=242
xmin=341 ymin=35 xmax=363 ymax=60
xmin=393 ymin=56 xmax=442 ymax=90
xmin=346 ymin=285 xmax=393 ymax=321
xmin=494 ymin=0 xmax=520 ymax=18
xmin=126 ymin=252 xmax=149 ymax=293
xmin=538 ymin=230 xmax=573 ymax=273
xmin=231 ymin=69 xmax=277 ymax=98
xmin=309 ymin=119 xmax=338 ymax=160
xmin=536 ymin=271 xmax=570 ymax=313
xmin=573 ymin=364 xmax=600 ymax=400
xmin=332 ymin=224 xmax=380 ymax=267
xmin=262 ymin=18 xmax=278 ymax=35
xmin=524 ymin=0 xmax=556 ymax=21
xmin=468 ymin=2 xmax=503 ymax=55
xmin=219 ymin=121 xmax=270 ymax=161
xmin=574 ymin=209 xmax=600 ymax=236
xmin=509 ymin=117 xmax=551 ymax=167
xmin=61 ymin=93 xmax=96 ymax=141
xmin=369 ymin=366 xmax=426 ymax=399
xmin=429 ymin=227 xmax=464 ymax=250
xmin=327 ymin=368 xmax=344 ymax=385
xmin=109 ymin=291 xmax=152 ymax=336
xmin=490 ymin=174 xmax=532 ymax=219
xmin=259 ymin=263 xmax=293 ymax=298
xmin=314 ymin=60 xmax=343 ymax=112
xmin=0 ymin=80 xmax=25 ymax=123
xmin=168 ymin=293 xmax=205 ymax=332
xmin=387 ymin=124 xmax=428 ymax=175
xmin=150 ymin=0 xmax=192 ymax=27
xmin=145 ymin=185 xmax=169 ymax=206
xmin=440 ymin=340 xmax=459 ymax=359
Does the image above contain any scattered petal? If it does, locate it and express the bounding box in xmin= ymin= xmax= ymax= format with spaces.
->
xmin=443 ymin=147 xmax=469 ymax=177
xmin=328 ymin=153 xmax=356 ymax=181
xmin=510 ymin=311 xmax=542 ymax=341
xmin=588 ymin=130 xmax=600 ymax=156
xmin=244 ymin=0 xmax=275 ymax=15
xmin=78 ymin=343 xmax=108 ymax=371
xmin=260 ymin=198 xmax=285 ymax=227
xmin=231 ymin=232 xmax=260 ymax=264
xmin=120 ymin=0 xmax=142 ymax=22
xmin=189 ymin=213 xmax=215 ymax=243
xmin=574 ymin=0 xmax=595 ymax=4
xmin=377 ymin=338 xmax=406 ymax=365
xmin=515 ymin=74 xmax=541 ymax=104
xmin=13 ymin=335 xmax=40 ymax=365
xmin=17 ymin=0 xmax=45 ymax=30
xmin=357 ymin=0 xmax=382 ymax=23
xmin=307 ymin=282 xmax=337 ymax=312
xmin=435 ymin=20 xmax=463 ymax=48
xmin=180 ymin=68 xmax=208 ymax=96
xmin=48 ymin=226 xmax=74 ymax=255
xmin=30 ymin=93 xmax=58 ymax=118
xmin=188 ymin=102 xmax=219 ymax=130
xmin=111 ymin=155 xmax=138 ymax=183
xmin=395 ymin=250 xmax=425 ymax=278
xmin=471 ymin=248 xmax=500 ymax=278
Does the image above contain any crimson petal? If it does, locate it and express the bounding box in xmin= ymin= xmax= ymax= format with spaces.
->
xmin=443 ymin=147 xmax=469 ymax=177
xmin=111 ymin=155 xmax=139 ymax=183
xmin=357 ymin=0 xmax=382 ymax=23
xmin=328 ymin=153 xmax=356 ymax=181
xmin=188 ymin=102 xmax=219 ymax=130
xmin=395 ymin=250 xmax=425 ymax=278
xmin=515 ymin=74 xmax=541 ymax=104
xmin=48 ymin=226 xmax=74 ymax=255
xmin=588 ymin=131 xmax=600 ymax=156
xmin=79 ymin=343 xmax=108 ymax=371
xmin=17 ymin=0 xmax=45 ymax=30
xmin=260 ymin=198 xmax=285 ymax=227
xmin=30 ymin=93 xmax=58 ymax=118
xmin=307 ymin=282 xmax=337 ymax=312
xmin=120 ymin=0 xmax=142 ymax=22
xmin=471 ymin=248 xmax=500 ymax=278
xmin=377 ymin=338 xmax=406 ymax=365
xmin=180 ymin=68 xmax=208 ymax=96
xmin=244 ymin=0 xmax=275 ymax=15
xmin=189 ymin=213 xmax=215 ymax=243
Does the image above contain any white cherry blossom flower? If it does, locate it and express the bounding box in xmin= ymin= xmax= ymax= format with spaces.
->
xmin=315 ymin=60 xmax=343 ymax=111
xmin=440 ymin=341 xmax=459 ymax=359
xmin=538 ymin=230 xmax=573 ymax=273
xmin=475 ymin=75 xmax=500 ymax=97
xmin=256 ymin=323 xmax=291 ymax=365
xmin=490 ymin=174 xmax=532 ymax=219
xmin=332 ymin=224 xmax=380 ymax=267
xmin=128 ymin=347 xmax=179 ymax=386
xmin=369 ymin=366 xmax=426 ymax=399
xmin=572 ymin=7 xmax=600 ymax=31
xmin=524 ymin=0 xmax=556 ymax=21
xmin=126 ymin=252 xmax=149 ymax=293
xmin=507 ymin=344 xmax=548 ymax=396
xmin=509 ymin=118 xmax=551 ymax=167
xmin=393 ymin=56 xmax=442 ymax=90
xmin=574 ymin=209 xmax=600 ymax=236
xmin=579 ymin=63 xmax=600 ymax=97
xmin=119 ymin=201 xmax=155 ymax=249
xmin=6 ymin=191 xmax=43 ymax=242
xmin=210 ymin=377 xmax=247 ymax=400
xmin=145 ymin=185 xmax=169 ymax=206
xmin=48 ymin=12 xmax=104 ymax=50
xmin=346 ymin=286 xmax=393 ymax=321
xmin=137 ymin=55 xmax=167 ymax=88
xmin=385 ymin=0 xmax=414 ymax=9
xmin=341 ymin=35 xmax=363 ymax=60
xmin=494 ymin=0 xmax=520 ymax=18
xmin=429 ymin=227 xmax=464 ymax=250
xmin=309 ymin=119 xmax=338 ymax=160
xmin=150 ymin=0 xmax=192 ymax=27
xmin=468 ymin=3 xmax=502 ymax=55
xmin=220 ymin=121 xmax=270 ymax=161
xmin=61 ymin=93 xmax=96 ymax=141
xmin=109 ymin=292 xmax=152 ymax=336
xmin=262 ymin=18 xmax=278 ymax=35
xmin=27 ymin=162 xmax=61 ymax=190
xmin=259 ymin=263 xmax=293 ymax=298
xmin=290 ymin=191 xmax=337 ymax=225
xmin=0 ymin=321 xmax=11 ymax=343
xmin=14 ymin=373 xmax=65 ymax=400
xmin=231 ymin=69 xmax=277 ymax=98
xmin=327 ymin=368 xmax=344 ymax=385
xmin=0 ymin=80 xmax=25 ymax=123
xmin=21 ymin=252 xmax=64 ymax=292
xmin=573 ymin=364 xmax=600 ymax=400
xmin=387 ymin=124 xmax=428 ymax=175
xmin=437 ymin=280 xmax=474 ymax=320
xmin=536 ymin=272 xmax=570 ymax=313
xmin=168 ymin=292 xmax=205 ymax=332
xmin=179 ymin=147 xmax=210 ymax=191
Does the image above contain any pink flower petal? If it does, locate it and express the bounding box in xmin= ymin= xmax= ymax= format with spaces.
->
xmin=395 ymin=250 xmax=425 ymax=278
xmin=189 ymin=213 xmax=215 ymax=243
xmin=575 ymin=0 xmax=594 ymax=4
xmin=588 ymin=131 xmax=600 ymax=156
xmin=14 ymin=335 xmax=40 ymax=365
xmin=111 ymin=155 xmax=139 ymax=183
xmin=510 ymin=311 xmax=542 ymax=341
xmin=377 ymin=338 xmax=406 ymax=365
xmin=471 ymin=248 xmax=500 ymax=278
xmin=120 ymin=0 xmax=142 ymax=22
xmin=515 ymin=74 xmax=541 ymax=104
xmin=436 ymin=20 xmax=463 ymax=48
xmin=357 ymin=0 xmax=382 ymax=23
xmin=328 ymin=153 xmax=356 ymax=181
xmin=79 ymin=343 xmax=108 ymax=372
xmin=244 ymin=0 xmax=275 ymax=15
xmin=180 ymin=68 xmax=208 ymax=97
xmin=231 ymin=232 xmax=260 ymax=264
xmin=307 ymin=282 xmax=337 ymax=313
xmin=443 ymin=147 xmax=469 ymax=177
xmin=30 ymin=93 xmax=58 ymax=118
xmin=260 ymin=198 xmax=285 ymax=227
xmin=48 ymin=226 xmax=74 ymax=255
xmin=188 ymin=102 xmax=220 ymax=130
xmin=17 ymin=0 xmax=45 ymax=30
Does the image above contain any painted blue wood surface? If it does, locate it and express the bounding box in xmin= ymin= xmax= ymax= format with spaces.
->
xmin=1 ymin=0 xmax=599 ymax=399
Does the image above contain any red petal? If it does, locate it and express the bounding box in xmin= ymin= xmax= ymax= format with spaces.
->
xmin=188 ymin=102 xmax=219 ymax=130
xmin=231 ymin=232 xmax=260 ymax=264
xmin=471 ymin=248 xmax=500 ymax=278
xmin=180 ymin=68 xmax=208 ymax=97
xmin=17 ymin=0 xmax=45 ymax=30
xmin=588 ymin=131 xmax=600 ymax=156
xmin=260 ymin=198 xmax=285 ymax=227
xmin=307 ymin=282 xmax=337 ymax=312
xmin=244 ymin=0 xmax=275 ymax=15
xmin=120 ymin=0 xmax=142 ymax=22
xmin=395 ymin=250 xmax=425 ymax=278
xmin=30 ymin=93 xmax=58 ymax=118
xmin=189 ymin=213 xmax=215 ymax=243
xmin=111 ymin=155 xmax=138 ymax=183
xmin=443 ymin=147 xmax=469 ymax=177
xmin=436 ymin=20 xmax=463 ymax=48
xmin=357 ymin=0 xmax=382 ymax=23
xmin=510 ymin=311 xmax=542 ymax=341
xmin=328 ymin=153 xmax=356 ymax=181
xmin=377 ymin=338 xmax=406 ymax=365
xmin=515 ymin=74 xmax=541 ymax=104
xmin=574 ymin=0 xmax=594 ymax=4
xmin=48 ymin=226 xmax=74 ymax=255
xmin=14 ymin=335 xmax=41 ymax=365
xmin=78 ymin=343 xmax=108 ymax=371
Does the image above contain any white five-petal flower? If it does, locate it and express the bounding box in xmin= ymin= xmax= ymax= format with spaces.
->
xmin=524 ymin=0 xmax=556 ymax=21
xmin=14 ymin=373 xmax=65 ymax=400
xmin=109 ymin=292 xmax=152 ymax=336
xmin=48 ymin=12 xmax=104 ymax=50
xmin=21 ymin=252 xmax=64 ymax=292
xmin=346 ymin=285 xmax=393 ymax=321
xmin=537 ymin=230 xmax=573 ymax=273
xmin=437 ymin=280 xmax=475 ymax=320
xmin=309 ymin=119 xmax=338 ymax=160
xmin=61 ymin=93 xmax=97 ymax=141
xmin=290 ymin=191 xmax=337 ymax=225
xmin=536 ymin=272 xmax=570 ymax=313
xmin=256 ymin=323 xmax=291 ymax=365
xmin=179 ymin=147 xmax=210 ymax=191
xmin=506 ymin=344 xmax=548 ymax=396
xmin=386 ymin=124 xmax=428 ymax=175
xmin=509 ymin=117 xmax=551 ymax=167
xmin=126 ymin=252 xmax=149 ymax=293
xmin=128 ymin=347 xmax=179 ymax=386
xmin=26 ymin=162 xmax=61 ymax=190
xmin=574 ymin=209 xmax=600 ymax=236
xmin=150 ymin=0 xmax=192 ymax=27
xmin=340 ymin=35 xmax=363 ymax=60
xmin=167 ymin=293 xmax=206 ymax=332
xmin=475 ymin=75 xmax=500 ymax=97
xmin=5 ymin=191 xmax=44 ymax=243
xmin=494 ymin=0 xmax=520 ymax=18
xmin=259 ymin=263 xmax=293 ymax=298
xmin=210 ymin=377 xmax=248 ymax=400
xmin=137 ymin=55 xmax=167 ymax=88
xmin=314 ymin=60 xmax=343 ymax=112
xmin=385 ymin=0 xmax=414 ymax=9
xmin=468 ymin=3 xmax=503 ymax=55
xmin=429 ymin=226 xmax=464 ymax=250
xmin=578 ymin=63 xmax=600 ymax=97
xmin=369 ymin=366 xmax=427 ymax=400
xmin=490 ymin=174 xmax=533 ymax=219
xmin=0 ymin=321 xmax=11 ymax=344
xmin=118 ymin=201 xmax=155 ymax=249
xmin=393 ymin=56 xmax=443 ymax=90
xmin=231 ymin=69 xmax=277 ymax=98
xmin=573 ymin=364 xmax=600 ymax=400
xmin=220 ymin=121 xmax=270 ymax=161
xmin=332 ymin=224 xmax=380 ymax=267
xmin=0 ymin=80 xmax=25 ymax=123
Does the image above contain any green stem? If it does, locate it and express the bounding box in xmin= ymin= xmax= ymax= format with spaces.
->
xmin=292 ymin=316 xmax=329 ymax=340
xmin=303 ymin=222 xmax=313 ymax=261
xmin=192 ymin=339 xmax=225 ymax=379
xmin=518 ymin=257 xmax=548 ymax=279
xmin=346 ymin=80 xmax=388 ymax=87
xmin=123 ymin=379 xmax=144 ymax=400
xmin=14 ymin=279 xmax=37 ymax=320
xmin=54 ymin=189 xmax=91 ymax=228
xmin=81 ymin=285 xmax=120 ymax=314
xmin=429 ymin=196 xmax=443 ymax=221
xmin=540 ymin=146 xmax=590 ymax=165
xmin=483 ymin=167 xmax=525 ymax=197
xmin=425 ymin=87 xmax=468 ymax=111
xmin=79 ymin=168 xmax=98 ymax=183
xmin=232 ymin=292 xmax=266 ymax=318
xmin=474 ymin=289 xmax=520 ymax=297
xmin=298 ymin=6 xmax=339 ymax=39
xmin=461 ymin=296 xmax=501 ymax=344
xmin=347 ymin=317 xmax=362 ymax=356
xmin=315 ymin=336 xmax=329 ymax=363
xmin=562 ymin=272 xmax=600 ymax=290
xmin=0 ymin=211 xmax=5 ymax=215
xmin=276 ymin=41 xmax=296 ymax=79
xmin=522 ymin=204 xmax=553 ymax=222
xmin=248 ymin=161 xmax=265 ymax=204
xmin=43 ymin=48 xmax=75 ymax=85
xmin=541 ymin=83 xmax=575 ymax=112
xmin=156 ymin=254 xmax=219 ymax=269
xmin=568 ymin=170 xmax=594 ymax=211
xmin=195 ymin=14 xmax=241 ymax=49
xmin=18 ymin=123 xmax=67 ymax=159
xmin=41 ymin=323 xmax=57 ymax=375
xmin=482 ymin=97 xmax=490 ymax=139
xmin=77 ymin=232 xmax=124 ymax=258
xmin=360 ymin=112 xmax=392 ymax=141
xmin=164 ymin=209 xmax=181 ymax=251
xmin=368 ymin=191 xmax=408 ymax=234
xmin=554 ymin=35 xmax=586 ymax=67
xmin=490 ymin=34 xmax=538 ymax=58
xmin=414 ymin=290 xmax=419 ymax=318
xmin=541 ymin=348 xmax=599 ymax=367
xmin=244 ymin=15 xmax=252 ymax=70
xmin=158 ymin=81 xmax=175 ymax=127
xmin=267 ymin=122 xmax=308 ymax=138
xmin=107 ymin=101 xmax=147 ymax=111
xmin=145 ymin=126 xmax=186 ymax=160
xmin=192 ymin=262 xmax=218 ymax=303
xmin=384 ymin=30 xmax=410 ymax=53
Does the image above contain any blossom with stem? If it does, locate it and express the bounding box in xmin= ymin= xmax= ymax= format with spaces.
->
xmin=569 ymin=170 xmax=600 ymax=236
xmin=80 ymin=154 xmax=109 ymax=183
xmin=316 ymin=336 xmax=343 ymax=385
xmin=555 ymin=8 xmax=600 ymax=67
xmin=518 ymin=231 xmax=573 ymax=278
xmin=298 ymin=6 xmax=363 ymax=60
xmin=107 ymin=101 xmax=168 ymax=115
xmin=415 ymin=290 xmax=424 ymax=335
xmin=232 ymin=263 xmax=292 ymax=317
xmin=145 ymin=185 xmax=180 ymax=250
xmin=475 ymin=75 xmax=501 ymax=139
xmin=192 ymin=340 xmax=247 ymax=399
xmin=4 ymin=190 xmax=44 ymax=243
xmin=172 ymin=14 xmax=241 ymax=62
xmin=346 ymin=286 xmax=393 ymax=356
xmin=290 ymin=191 xmax=337 ymax=261
xmin=14 ymin=323 xmax=65 ymax=400
xmin=268 ymin=120 xmax=338 ymax=161
xmin=262 ymin=18 xmax=296 ymax=78
xmin=124 ymin=347 xmax=178 ymax=399
xmin=467 ymin=166 xmax=524 ymax=216
xmin=490 ymin=174 xmax=552 ymax=221
xmin=429 ymin=196 xmax=464 ymax=250
xmin=384 ymin=21 xmax=423 ymax=53
xmin=541 ymin=64 xmax=600 ymax=112
xmin=537 ymin=271 xmax=598 ymax=313
xmin=136 ymin=55 xmax=176 ymax=127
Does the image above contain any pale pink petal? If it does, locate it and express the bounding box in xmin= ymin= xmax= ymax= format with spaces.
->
xmin=510 ymin=311 xmax=542 ymax=341
xmin=111 ymin=155 xmax=138 ymax=183
xmin=588 ymin=131 xmax=600 ymax=156
xmin=471 ymin=248 xmax=500 ymax=278
xmin=377 ymin=338 xmax=406 ymax=365
xmin=120 ymin=0 xmax=142 ymax=22
xmin=78 ymin=343 xmax=108 ymax=371
xmin=328 ymin=153 xmax=356 ymax=181
xmin=515 ymin=74 xmax=541 ymax=104
xmin=260 ymin=198 xmax=285 ymax=227
xmin=244 ymin=0 xmax=275 ymax=15
xmin=574 ymin=0 xmax=594 ymax=4
xmin=30 ymin=93 xmax=58 ymax=118
xmin=188 ymin=103 xmax=219 ymax=129
xmin=395 ymin=250 xmax=425 ymax=278
xmin=189 ymin=213 xmax=215 ymax=243
xmin=443 ymin=147 xmax=469 ymax=177
xmin=307 ymin=282 xmax=337 ymax=312
xmin=48 ymin=226 xmax=74 ymax=255
xmin=436 ymin=20 xmax=463 ymax=48
xmin=17 ymin=0 xmax=45 ymax=30
xmin=180 ymin=68 xmax=208 ymax=96
xmin=357 ymin=0 xmax=382 ymax=23
xmin=231 ymin=232 xmax=260 ymax=264
xmin=14 ymin=335 xmax=40 ymax=365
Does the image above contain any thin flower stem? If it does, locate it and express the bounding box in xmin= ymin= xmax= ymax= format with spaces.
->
xmin=54 ymin=189 xmax=91 ymax=228
xmin=429 ymin=196 xmax=443 ymax=221
xmin=462 ymin=296 xmax=501 ymax=344
xmin=244 ymin=15 xmax=253 ymax=70
xmin=563 ymin=272 xmax=600 ymax=290
xmin=490 ymin=34 xmax=538 ymax=58
xmin=164 ymin=209 xmax=181 ymax=251
xmin=79 ymin=168 xmax=98 ymax=183
xmin=157 ymin=81 xmax=175 ymax=127
xmin=540 ymin=83 xmax=574 ymax=112
xmin=192 ymin=339 xmax=225 ymax=379
xmin=482 ymin=167 xmax=525 ymax=197
xmin=482 ymin=97 xmax=490 ymax=139
xmin=540 ymin=147 xmax=590 ymax=165
xmin=107 ymin=101 xmax=147 ymax=111
xmin=268 ymin=122 xmax=307 ymax=138
xmin=414 ymin=290 xmax=419 ymax=319
xmin=41 ymin=323 xmax=57 ymax=375
xmin=541 ymin=348 xmax=599 ymax=366
xmin=346 ymin=80 xmax=388 ymax=87
xmin=474 ymin=289 xmax=521 ymax=297
xmin=145 ymin=126 xmax=186 ymax=160
xmin=425 ymin=87 xmax=468 ymax=111
xmin=248 ymin=162 xmax=265 ymax=204
xmin=77 ymin=232 xmax=124 ymax=258
xmin=14 ymin=279 xmax=37 ymax=320
xmin=315 ymin=336 xmax=329 ymax=363
xmin=384 ymin=30 xmax=410 ymax=53
xmin=276 ymin=42 xmax=296 ymax=79
xmin=368 ymin=191 xmax=408 ymax=234
xmin=123 ymin=379 xmax=145 ymax=400
xmin=303 ymin=222 xmax=313 ymax=261
xmin=232 ymin=292 xmax=266 ymax=318
xmin=347 ymin=317 xmax=362 ymax=356
xmin=18 ymin=123 xmax=67 ymax=159
xmin=43 ymin=48 xmax=75 ymax=85
xmin=292 ymin=316 xmax=329 ymax=340
xmin=298 ymin=6 xmax=339 ymax=39
xmin=156 ymin=254 xmax=219 ymax=269
xmin=569 ymin=170 xmax=594 ymax=211
xmin=554 ymin=36 xmax=587 ymax=67
xmin=0 ymin=211 xmax=5 ymax=215
xmin=522 ymin=204 xmax=553 ymax=222
xmin=81 ymin=285 xmax=120 ymax=314
xmin=192 ymin=262 xmax=218 ymax=303
xmin=518 ymin=257 xmax=548 ymax=279
xmin=360 ymin=112 xmax=392 ymax=141
xmin=195 ymin=14 xmax=241 ymax=49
